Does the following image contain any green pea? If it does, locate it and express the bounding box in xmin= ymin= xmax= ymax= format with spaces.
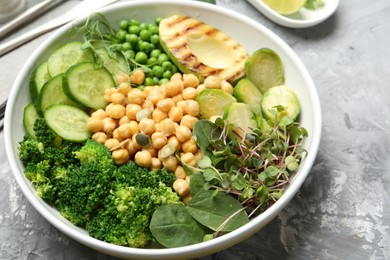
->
xmin=148 ymin=24 xmax=159 ymax=34
xmin=154 ymin=17 xmax=162 ymax=25
xmin=125 ymin=34 xmax=138 ymax=45
xmin=119 ymin=20 xmax=129 ymax=30
xmin=159 ymin=78 xmax=170 ymax=85
xmin=150 ymin=49 xmax=161 ymax=58
xmin=162 ymin=70 xmax=172 ymax=79
xmin=161 ymin=61 xmax=172 ymax=71
xmin=172 ymin=64 xmax=179 ymax=74
xmin=116 ymin=30 xmax=127 ymax=41
xmin=144 ymin=77 xmax=155 ymax=86
xmin=150 ymin=34 xmax=160 ymax=45
xmin=153 ymin=77 xmax=160 ymax=85
xmin=139 ymin=23 xmax=148 ymax=30
xmin=152 ymin=65 xmax=164 ymax=78
xmin=124 ymin=50 xmax=135 ymax=59
xmin=147 ymin=57 xmax=158 ymax=66
xmin=122 ymin=42 xmax=132 ymax=51
xmin=129 ymin=19 xmax=140 ymax=26
xmin=157 ymin=53 xmax=170 ymax=64
xmin=140 ymin=29 xmax=152 ymax=42
xmin=135 ymin=52 xmax=148 ymax=64
xmin=128 ymin=25 xmax=140 ymax=35
xmin=139 ymin=41 xmax=152 ymax=54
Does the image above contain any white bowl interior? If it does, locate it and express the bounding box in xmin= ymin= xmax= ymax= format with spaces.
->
xmin=4 ymin=0 xmax=321 ymax=259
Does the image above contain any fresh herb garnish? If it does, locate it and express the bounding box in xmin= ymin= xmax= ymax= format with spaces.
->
xmin=304 ymin=0 xmax=325 ymax=10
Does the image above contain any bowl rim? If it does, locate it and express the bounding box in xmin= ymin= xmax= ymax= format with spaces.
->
xmin=4 ymin=0 xmax=322 ymax=258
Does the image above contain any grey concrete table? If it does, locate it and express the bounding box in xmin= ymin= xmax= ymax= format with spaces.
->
xmin=1 ymin=0 xmax=390 ymax=259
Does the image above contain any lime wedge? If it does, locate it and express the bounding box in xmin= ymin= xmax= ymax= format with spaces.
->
xmin=263 ymin=0 xmax=306 ymax=15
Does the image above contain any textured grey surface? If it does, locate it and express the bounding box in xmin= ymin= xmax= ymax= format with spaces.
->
xmin=1 ymin=0 xmax=390 ymax=259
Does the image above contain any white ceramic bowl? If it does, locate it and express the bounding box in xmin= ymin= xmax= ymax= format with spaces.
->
xmin=4 ymin=0 xmax=321 ymax=259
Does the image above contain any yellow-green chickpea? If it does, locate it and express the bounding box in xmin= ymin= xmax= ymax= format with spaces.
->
xmin=111 ymin=92 xmax=126 ymax=105
xmin=117 ymin=123 xmax=132 ymax=139
xmin=162 ymin=156 xmax=178 ymax=172
xmin=102 ymin=117 xmax=117 ymax=136
xmin=150 ymin=157 xmax=162 ymax=171
xmin=146 ymin=88 xmax=165 ymax=105
xmin=185 ymin=100 xmax=200 ymax=117
xmin=119 ymin=116 xmax=130 ymax=126
xmin=159 ymin=118 xmax=176 ymax=136
xmin=91 ymin=109 xmax=108 ymax=120
xmin=182 ymin=87 xmax=197 ymax=100
xmin=115 ymin=73 xmax=129 ymax=85
xmin=87 ymin=117 xmax=103 ymax=133
xmin=157 ymin=98 xmax=175 ymax=113
xmin=152 ymin=108 xmax=168 ymax=123
xmin=112 ymin=148 xmax=130 ymax=165
xmin=92 ymin=131 xmax=107 ymax=144
xmin=170 ymin=73 xmax=182 ymax=82
xmin=180 ymin=115 xmax=198 ymax=129
xmin=176 ymin=100 xmax=187 ymax=115
xmin=174 ymin=165 xmax=187 ymax=179
xmin=175 ymin=125 xmax=192 ymax=143
xmin=134 ymin=150 xmax=152 ymax=168
xmin=130 ymin=68 xmax=145 ymax=85
xmin=221 ymin=80 xmax=234 ymax=94
xmin=106 ymin=104 xmax=126 ymax=119
xmin=117 ymin=81 xmax=132 ymax=96
xmin=104 ymin=88 xmax=117 ymax=102
xmin=173 ymin=179 xmax=190 ymax=197
xmin=196 ymin=84 xmax=206 ymax=94
xmin=180 ymin=152 xmax=197 ymax=167
xmin=127 ymin=88 xmax=146 ymax=105
xmin=138 ymin=118 xmax=155 ymax=135
xmin=183 ymin=74 xmax=199 ymax=88
xmin=167 ymin=135 xmax=181 ymax=151
xmin=165 ymin=80 xmax=183 ymax=97
xmin=126 ymin=104 xmax=142 ymax=120
xmin=151 ymin=132 xmax=167 ymax=149
xmin=182 ymin=137 xmax=198 ymax=154
xmin=142 ymin=99 xmax=154 ymax=111
xmin=204 ymin=75 xmax=222 ymax=89
xmin=104 ymin=138 xmax=120 ymax=151
xmin=168 ymin=106 xmax=183 ymax=123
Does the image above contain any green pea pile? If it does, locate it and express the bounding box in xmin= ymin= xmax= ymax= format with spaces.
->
xmin=115 ymin=17 xmax=179 ymax=86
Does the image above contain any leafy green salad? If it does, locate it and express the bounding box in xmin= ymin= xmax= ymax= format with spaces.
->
xmin=19 ymin=13 xmax=308 ymax=248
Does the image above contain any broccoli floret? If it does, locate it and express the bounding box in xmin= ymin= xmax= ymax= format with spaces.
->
xmin=86 ymin=162 xmax=179 ymax=248
xmin=24 ymin=160 xmax=56 ymax=201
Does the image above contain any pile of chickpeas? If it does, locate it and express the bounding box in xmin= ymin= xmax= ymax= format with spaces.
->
xmin=86 ymin=68 xmax=233 ymax=200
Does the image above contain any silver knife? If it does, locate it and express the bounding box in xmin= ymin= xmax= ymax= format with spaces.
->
xmin=0 ymin=0 xmax=119 ymax=57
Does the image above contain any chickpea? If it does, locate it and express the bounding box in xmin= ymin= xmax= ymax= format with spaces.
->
xmin=143 ymin=86 xmax=155 ymax=96
xmin=127 ymin=120 xmax=139 ymax=135
xmin=180 ymin=115 xmax=198 ymax=129
xmin=87 ymin=117 xmax=103 ymax=132
xmin=117 ymin=123 xmax=132 ymax=139
xmin=152 ymin=108 xmax=168 ymax=123
xmin=173 ymin=179 xmax=190 ymax=197
xmin=196 ymin=84 xmax=206 ymax=94
xmin=104 ymin=88 xmax=117 ymax=102
xmin=171 ymin=93 xmax=183 ymax=104
xmin=168 ymin=106 xmax=183 ymax=122
xmin=182 ymin=87 xmax=197 ymax=100
xmin=117 ymin=81 xmax=132 ymax=96
xmin=170 ymin=73 xmax=183 ymax=82
xmin=174 ymin=166 xmax=187 ymax=179
xmin=125 ymin=139 xmax=137 ymax=156
xmin=142 ymin=147 xmax=157 ymax=158
xmin=194 ymin=149 xmax=204 ymax=161
xmin=175 ymin=125 xmax=192 ymax=143
xmin=183 ymin=74 xmax=199 ymax=88
xmin=127 ymin=88 xmax=146 ymax=105
xmin=126 ymin=104 xmax=142 ymax=120
xmin=165 ymin=80 xmax=183 ymax=97
xmin=180 ymin=152 xmax=197 ymax=167
xmin=115 ymin=73 xmax=129 ymax=85
xmin=176 ymin=100 xmax=187 ymax=115
xmin=159 ymin=118 xmax=175 ymax=136
xmin=130 ymin=68 xmax=145 ymax=85
xmin=151 ymin=132 xmax=167 ymax=149
xmin=132 ymin=134 xmax=142 ymax=150
xmin=112 ymin=148 xmax=130 ymax=165
xmin=142 ymin=99 xmax=154 ymax=111
xmin=138 ymin=118 xmax=155 ymax=135
xmin=92 ymin=132 xmax=107 ymax=144
xmin=150 ymin=157 xmax=162 ymax=171
xmin=106 ymin=104 xmax=126 ymax=119
xmin=182 ymin=193 xmax=192 ymax=205
xmin=167 ymin=135 xmax=181 ymax=151
xmin=182 ymin=138 xmax=198 ymax=154
xmin=162 ymin=156 xmax=178 ymax=172
xmin=204 ymin=75 xmax=222 ymax=89
xmin=111 ymin=92 xmax=126 ymax=105
xmin=119 ymin=116 xmax=130 ymax=126
xmin=91 ymin=109 xmax=108 ymax=120
xmin=185 ymin=100 xmax=200 ymax=117
xmin=146 ymin=88 xmax=165 ymax=105
xmin=221 ymin=80 xmax=234 ymax=94
xmin=112 ymin=129 xmax=125 ymax=142
xmin=157 ymin=98 xmax=175 ymax=113
xmin=154 ymin=123 xmax=160 ymax=133
xmin=104 ymin=138 xmax=120 ymax=151
xmin=102 ymin=117 xmax=117 ymax=136
xmin=134 ymin=150 xmax=152 ymax=168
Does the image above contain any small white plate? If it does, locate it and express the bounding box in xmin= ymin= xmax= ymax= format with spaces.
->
xmin=246 ymin=0 xmax=339 ymax=28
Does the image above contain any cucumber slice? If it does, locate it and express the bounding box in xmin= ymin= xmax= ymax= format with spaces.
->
xmin=37 ymin=74 xmax=82 ymax=115
xmin=95 ymin=47 xmax=130 ymax=79
xmin=63 ymin=62 xmax=115 ymax=109
xmin=44 ymin=104 xmax=91 ymax=142
xmin=47 ymin=41 xmax=95 ymax=77
xmin=29 ymin=61 xmax=51 ymax=107
xmin=23 ymin=102 xmax=40 ymax=137
xmin=261 ymin=85 xmax=301 ymax=121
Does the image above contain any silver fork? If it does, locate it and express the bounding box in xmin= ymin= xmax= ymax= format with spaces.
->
xmin=0 ymin=100 xmax=6 ymax=131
